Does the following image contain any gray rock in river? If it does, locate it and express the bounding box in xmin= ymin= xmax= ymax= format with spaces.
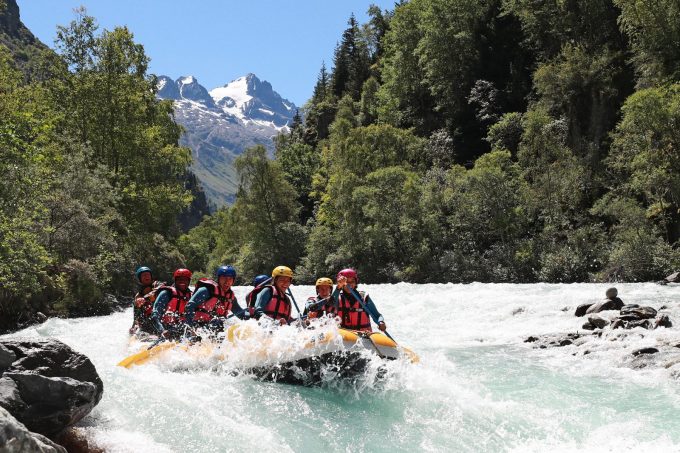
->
xmin=585 ymin=299 xmax=621 ymax=315
xmin=587 ymin=315 xmax=609 ymax=329
xmin=0 ymin=406 xmax=66 ymax=453
xmin=620 ymin=305 xmax=657 ymax=319
xmin=654 ymin=314 xmax=672 ymax=329
xmin=0 ymin=339 xmax=103 ymax=437
xmin=574 ymin=303 xmax=593 ymax=317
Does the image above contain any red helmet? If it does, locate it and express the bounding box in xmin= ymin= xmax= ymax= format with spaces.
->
xmin=337 ymin=268 xmax=358 ymax=283
xmin=173 ymin=268 xmax=192 ymax=280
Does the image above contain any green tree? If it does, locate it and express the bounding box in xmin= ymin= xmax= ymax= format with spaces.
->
xmin=209 ymin=146 xmax=305 ymax=278
xmin=615 ymin=0 xmax=680 ymax=86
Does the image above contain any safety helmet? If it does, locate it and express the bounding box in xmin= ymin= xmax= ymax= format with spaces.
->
xmin=337 ymin=268 xmax=358 ymax=283
xmin=252 ymin=274 xmax=270 ymax=287
xmin=272 ymin=265 xmax=293 ymax=279
xmin=315 ymin=277 xmax=333 ymax=288
xmin=216 ymin=265 xmax=237 ymax=279
xmin=173 ymin=268 xmax=193 ymax=280
xmin=135 ymin=266 xmax=152 ymax=283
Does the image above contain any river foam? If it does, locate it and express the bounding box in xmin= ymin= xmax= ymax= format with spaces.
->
xmin=3 ymin=283 xmax=680 ymax=452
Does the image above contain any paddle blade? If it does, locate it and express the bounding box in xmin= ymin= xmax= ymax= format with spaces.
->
xmin=117 ymin=342 xmax=176 ymax=368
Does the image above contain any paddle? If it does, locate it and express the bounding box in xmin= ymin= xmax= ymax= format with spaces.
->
xmin=346 ymin=285 xmax=396 ymax=343
xmin=286 ymin=288 xmax=304 ymax=327
xmin=147 ymin=336 xmax=165 ymax=350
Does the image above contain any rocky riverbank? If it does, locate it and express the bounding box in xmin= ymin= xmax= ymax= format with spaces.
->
xmin=0 ymin=339 xmax=103 ymax=452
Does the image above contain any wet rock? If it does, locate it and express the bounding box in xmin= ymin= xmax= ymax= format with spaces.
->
xmin=654 ymin=314 xmax=672 ymax=329
xmin=610 ymin=297 xmax=624 ymax=310
xmin=55 ymin=427 xmax=104 ymax=453
xmin=0 ymin=339 xmax=103 ymax=437
xmin=0 ymin=406 xmax=66 ymax=453
xmin=33 ymin=312 xmax=47 ymax=324
xmin=575 ymin=303 xmax=593 ymax=317
xmin=587 ymin=315 xmax=609 ymax=329
xmin=585 ymin=300 xmax=619 ymax=315
xmin=582 ymin=322 xmax=596 ymax=330
xmin=633 ymin=320 xmax=651 ymax=329
xmin=0 ymin=377 xmax=26 ymax=415
xmin=528 ymin=333 xmax=582 ymax=349
xmin=663 ymin=271 xmax=679 ymax=284
xmin=0 ymin=344 xmax=15 ymax=371
xmin=612 ymin=318 xmax=650 ymax=330
xmin=620 ymin=305 xmax=657 ymax=320
xmin=632 ymin=347 xmax=659 ymax=356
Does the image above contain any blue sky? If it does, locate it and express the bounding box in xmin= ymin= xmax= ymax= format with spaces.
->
xmin=17 ymin=0 xmax=397 ymax=106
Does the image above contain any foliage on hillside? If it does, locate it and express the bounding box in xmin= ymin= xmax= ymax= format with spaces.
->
xmin=184 ymin=0 xmax=680 ymax=284
xmin=0 ymin=8 xmax=200 ymax=330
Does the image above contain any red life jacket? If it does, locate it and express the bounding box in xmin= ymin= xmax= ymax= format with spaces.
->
xmin=338 ymin=291 xmax=372 ymax=332
xmin=159 ymin=285 xmax=192 ymax=325
xmin=262 ymin=286 xmax=291 ymax=321
xmin=246 ymin=285 xmax=268 ymax=308
xmin=193 ymin=279 xmax=236 ymax=323
xmin=246 ymin=285 xmax=269 ymax=317
xmin=135 ymin=282 xmax=163 ymax=318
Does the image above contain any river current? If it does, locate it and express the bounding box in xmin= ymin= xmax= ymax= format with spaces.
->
xmin=3 ymin=283 xmax=680 ymax=452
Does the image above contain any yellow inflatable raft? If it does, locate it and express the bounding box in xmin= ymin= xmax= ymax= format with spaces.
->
xmin=118 ymin=326 xmax=418 ymax=385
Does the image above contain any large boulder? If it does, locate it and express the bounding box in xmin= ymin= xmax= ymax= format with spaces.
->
xmin=0 ymin=406 xmax=66 ymax=453
xmin=574 ymin=303 xmax=593 ymax=317
xmin=0 ymin=339 xmax=103 ymax=437
xmin=620 ymin=305 xmax=657 ymax=320
xmin=585 ymin=299 xmax=619 ymax=315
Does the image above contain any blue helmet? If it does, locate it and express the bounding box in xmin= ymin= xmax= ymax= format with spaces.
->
xmin=216 ymin=265 xmax=237 ymax=279
xmin=252 ymin=274 xmax=269 ymax=287
xmin=135 ymin=266 xmax=152 ymax=283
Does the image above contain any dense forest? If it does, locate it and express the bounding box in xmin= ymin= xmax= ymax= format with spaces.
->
xmin=183 ymin=0 xmax=680 ymax=285
xmin=1 ymin=0 xmax=680 ymax=330
xmin=0 ymin=5 xmax=208 ymax=330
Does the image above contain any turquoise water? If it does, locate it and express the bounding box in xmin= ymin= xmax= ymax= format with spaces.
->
xmin=4 ymin=283 xmax=680 ymax=452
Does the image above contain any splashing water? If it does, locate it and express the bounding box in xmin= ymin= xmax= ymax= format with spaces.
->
xmin=3 ymin=283 xmax=680 ymax=452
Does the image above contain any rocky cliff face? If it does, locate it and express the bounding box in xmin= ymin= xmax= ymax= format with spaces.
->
xmin=0 ymin=0 xmax=48 ymax=78
xmin=157 ymin=74 xmax=297 ymax=207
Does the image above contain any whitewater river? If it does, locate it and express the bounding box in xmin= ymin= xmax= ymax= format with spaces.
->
xmin=4 ymin=283 xmax=680 ymax=452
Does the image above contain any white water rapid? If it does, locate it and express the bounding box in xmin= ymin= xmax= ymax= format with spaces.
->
xmin=3 ymin=283 xmax=680 ymax=452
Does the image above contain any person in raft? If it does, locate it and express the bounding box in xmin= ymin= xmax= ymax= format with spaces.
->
xmin=245 ymin=274 xmax=271 ymax=317
xmin=150 ymin=268 xmax=193 ymax=339
xmin=253 ymin=266 xmax=296 ymax=325
xmin=129 ymin=266 xmax=164 ymax=335
xmin=304 ymin=277 xmax=336 ymax=319
xmin=332 ymin=268 xmax=387 ymax=332
xmin=183 ymin=265 xmax=248 ymax=332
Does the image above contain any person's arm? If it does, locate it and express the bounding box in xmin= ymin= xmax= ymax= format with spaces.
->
xmin=184 ymin=287 xmax=211 ymax=326
xmin=230 ymin=297 xmax=249 ymax=320
xmin=305 ymin=296 xmax=321 ymax=313
xmin=331 ymin=287 xmax=341 ymax=305
xmin=253 ymin=287 xmax=273 ymax=319
xmin=150 ymin=290 xmax=171 ymax=334
xmin=363 ymin=294 xmax=386 ymax=328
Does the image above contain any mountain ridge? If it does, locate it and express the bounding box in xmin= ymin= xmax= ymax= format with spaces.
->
xmin=156 ymin=73 xmax=297 ymax=208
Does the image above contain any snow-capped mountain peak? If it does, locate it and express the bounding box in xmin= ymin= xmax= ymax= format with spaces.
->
xmin=155 ymin=73 xmax=297 ymax=207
